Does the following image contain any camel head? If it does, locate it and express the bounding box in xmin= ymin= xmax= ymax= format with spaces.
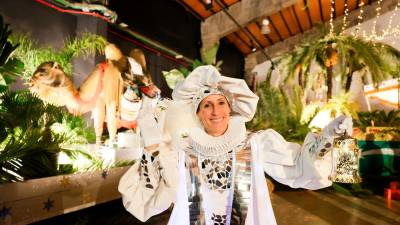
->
xmin=28 ymin=61 xmax=77 ymax=107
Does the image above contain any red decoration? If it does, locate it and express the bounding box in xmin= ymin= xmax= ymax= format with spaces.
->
xmin=384 ymin=181 xmax=400 ymax=200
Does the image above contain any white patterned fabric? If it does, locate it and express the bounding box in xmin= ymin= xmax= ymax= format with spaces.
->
xmin=119 ymin=115 xmax=335 ymax=224
xmin=119 ymin=66 xmax=341 ymax=224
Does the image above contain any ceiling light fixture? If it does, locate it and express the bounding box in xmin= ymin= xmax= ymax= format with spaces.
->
xmin=213 ymin=0 xmax=274 ymax=64
xmin=261 ymin=18 xmax=270 ymax=35
xmin=204 ymin=0 xmax=213 ymax=10
xmin=262 ymin=18 xmax=269 ymax=26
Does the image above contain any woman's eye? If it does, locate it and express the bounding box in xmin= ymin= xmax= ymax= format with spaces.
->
xmin=203 ymin=104 xmax=210 ymax=108
xmin=218 ymin=101 xmax=225 ymax=105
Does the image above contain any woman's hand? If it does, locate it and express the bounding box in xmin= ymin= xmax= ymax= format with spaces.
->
xmin=137 ymin=95 xmax=162 ymax=150
xmin=322 ymin=115 xmax=353 ymax=138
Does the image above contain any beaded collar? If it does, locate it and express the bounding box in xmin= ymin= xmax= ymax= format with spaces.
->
xmin=188 ymin=116 xmax=246 ymax=158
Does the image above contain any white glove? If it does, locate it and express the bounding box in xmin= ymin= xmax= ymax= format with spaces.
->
xmin=137 ymin=95 xmax=161 ymax=148
xmin=322 ymin=115 xmax=353 ymax=138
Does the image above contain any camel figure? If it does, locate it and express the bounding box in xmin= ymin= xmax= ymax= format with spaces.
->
xmin=28 ymin=43 xmax=159 ymax=146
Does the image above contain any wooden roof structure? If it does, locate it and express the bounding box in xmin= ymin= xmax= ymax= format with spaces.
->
xmin=176 ymin=0 xmax=375 ymax=55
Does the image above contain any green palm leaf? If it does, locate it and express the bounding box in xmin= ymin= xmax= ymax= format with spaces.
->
xmin=277 ymin=34 xmax=400 ymax=99
xmin=9 ymin=32 xmax=106 ymax=80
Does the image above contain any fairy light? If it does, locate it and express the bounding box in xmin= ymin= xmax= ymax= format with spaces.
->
xmin=352 ymin=0 xmax=400 ymax=44
xmin=381 ymin=0 xmax=400 ymax=40
xmin=329 ymin=0 xmax=335 ymax=36
xmin=352 ymin=1 xmax=365 ymax=37
xmin=370 ymin=0 xmax=383 ymax=40
xmin=341 ymin=1 xmax=349 ymax=34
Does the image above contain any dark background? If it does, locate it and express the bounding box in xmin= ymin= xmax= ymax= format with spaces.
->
xmin=0 ymin=0 xmax=244 ymax=97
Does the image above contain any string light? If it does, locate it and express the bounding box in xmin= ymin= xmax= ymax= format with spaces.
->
xmin=329 ymin=0 xmax=335 ymax=36
xmin=362 ymin=0 xmax=400 ymax=42
xmin=352 ymin=1 xmax=365 ymax=37
xmin=380 ymin=0 xmax=400 ymax=40
xmin=341 ymin=1 xmax=349 ymax=34
xmin=351 ymin=0 xmax=400 ymax=44
xmin=386 ymin=1 xmax=399 ymax=34
xmin=370 ymin=0 xmax=383 ymax=40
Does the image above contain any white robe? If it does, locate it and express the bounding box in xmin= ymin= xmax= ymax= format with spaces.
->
xmin=118 ymin=116 xmax=333 ymax=225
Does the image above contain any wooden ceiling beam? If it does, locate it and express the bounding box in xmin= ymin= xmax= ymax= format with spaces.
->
xmin=244 ymin=26 xmax=266 ymax=49
xmin=294 ymin=0 xmax=312 ymax=31
xmin=255 ymin=21 xmax=274 ymax=45
xmin=201 ymin=0 xmax=297 ymax=50
xmin=219 ymin=0 xmax=229 ymax=8
xmin=226 ymin=33 xmax=251 ymax=54
xmin=335 ymin=0 xmax=345 ymax=18
xmin=304 ymin=0 xmax=314 ymax=26
xmin=318 ymin=0 xmax=325 ymax=21
xmin=175 ymin=0 xmax=205 ymax=21
xmin=291 ymin=5 xmax=303 ymax=33
xmin=234 ymin=32 xmax=252 ymax=49
xmin=306 ymin=0 xmax=319 ymax=25
xmin=279 ymin=11 xmax=294 ymax=36
xmin=182 ymin=0 xmax=213 ymax=18
xmin=197 ymin=0 xmax=217 ymax=13
xmin=268 ymin=15 xmax=283 ymax=41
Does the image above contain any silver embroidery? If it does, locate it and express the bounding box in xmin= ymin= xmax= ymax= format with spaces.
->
xmin=200 ymin=156 xmax=233 ymax=192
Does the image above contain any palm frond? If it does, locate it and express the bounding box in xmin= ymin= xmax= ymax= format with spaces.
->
xmin=276 ymin=34 xmax=400 ymax=100
xmin=247 ymin=82 xmax=310 ymax=142
xmin=9 ymin=32 xmax=106 ymax=80
xmin=0 ymin=15 xmax=23 ymax=91
xmin=0 ymin=90 xmax=97 ymax=181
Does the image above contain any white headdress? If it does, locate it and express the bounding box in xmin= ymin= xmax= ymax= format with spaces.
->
xmin=172 ymin=65 xmax=259 ymax=122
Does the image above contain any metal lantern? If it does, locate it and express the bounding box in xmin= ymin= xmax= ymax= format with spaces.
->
xmin=329 ymin=132 xmax=362 ymax=183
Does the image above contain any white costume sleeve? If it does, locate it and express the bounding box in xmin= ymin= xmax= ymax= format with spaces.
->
xmin=253 ymin=129 xmax=334 ymax=190
xmin=118 ymin=142 xmax=179 ymax=222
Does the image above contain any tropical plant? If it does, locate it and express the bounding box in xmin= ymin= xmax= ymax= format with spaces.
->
xmin=51 ymin=113 xmax=96 ymax=145
xmin=0 ymin=15 xmax=23 ymax=92
xmin=279 ymin=34 xmax=400 ymax=99
xmin=58 ymin=148 xmax=104 ymax=175
xmin=319 ymin=94 xmax=359 ymax=119
xmin=0 ymin=91 xmax=65 ymax=183
xmin=0 ymin=90 xmax=101 ymax=183
xmin=247 ymin=81 xmax=310 ymax=142
xmin=9 ymin=32 xmax=106 ymax=80
xmin=354 ymin=110 xmax=400 ymax=130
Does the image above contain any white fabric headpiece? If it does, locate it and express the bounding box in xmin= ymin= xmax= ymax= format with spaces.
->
xmin=172 ymin=65 xmax=259 ymax=122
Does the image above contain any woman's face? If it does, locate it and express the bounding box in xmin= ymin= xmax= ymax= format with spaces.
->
xmin=197 ymin=94 xmax=231 ymax=137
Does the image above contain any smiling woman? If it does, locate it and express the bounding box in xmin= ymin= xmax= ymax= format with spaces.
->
xmin=197 ymin=95 xmax=231 ymax=137
xmin=119 ymin=65 xmax=354 ymax=225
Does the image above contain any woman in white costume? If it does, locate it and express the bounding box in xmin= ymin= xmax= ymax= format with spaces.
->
xmin=118 ymin=65 xmax=353 ymax=225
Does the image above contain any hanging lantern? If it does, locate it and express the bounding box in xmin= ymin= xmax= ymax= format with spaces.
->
xmin=329 ymin=132 xmax=362 ymax=183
